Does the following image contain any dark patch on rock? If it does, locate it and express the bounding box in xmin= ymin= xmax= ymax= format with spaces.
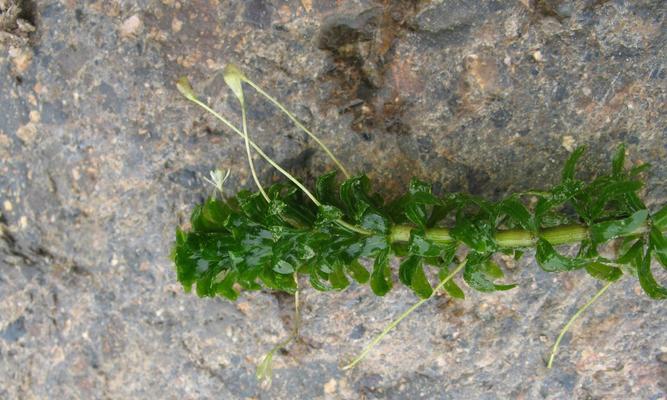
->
xmin=243 ymin=0 xmax=272 ymax=29
xmin=0 ymin=316 xmax=26 ymax=342
xmin=491 ymin=108 xmax=512 ymax=129
xmin=168 ymin=167 xmax=200 ymax=189
xmin=349 ymin=324 xmax=366 ymax=339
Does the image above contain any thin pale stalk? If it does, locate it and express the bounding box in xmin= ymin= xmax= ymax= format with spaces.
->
xmin=547 ymin=280 xmax=614 ymax=368
xmin=342 ymin=259 xmax=468 ymax=370
xmin=256 ymin=273 xmax=301 ymax=385
xmin=184 ymin=95 xmax=322 ymax=206
xmin=243 ymin=78 xmax=351 ymax=178
xmin=241 ymin=102 xmax=269 ymax=202
xmin=182 ymin=92 xmax=372 ymax=236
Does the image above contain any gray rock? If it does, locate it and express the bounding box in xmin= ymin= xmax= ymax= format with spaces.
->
xmin=1 ymin=0 xmax=665 ymax=399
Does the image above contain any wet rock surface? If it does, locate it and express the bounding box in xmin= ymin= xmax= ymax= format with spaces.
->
xmin=1 ymin=0 xmax=665 ymax=398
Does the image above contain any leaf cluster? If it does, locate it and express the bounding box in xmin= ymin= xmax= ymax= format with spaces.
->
xmin=172 ymin=145 xmax=667 ymax=300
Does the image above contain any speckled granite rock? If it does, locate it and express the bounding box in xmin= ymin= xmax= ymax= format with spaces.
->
xmin=0 ymin=0 xmax=665 ymax=399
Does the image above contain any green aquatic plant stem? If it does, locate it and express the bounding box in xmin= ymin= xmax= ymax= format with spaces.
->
xmin=342 ymin=259 xmax=468 ymax=370
xmin=177 ymin=77 xmax=372 ymax=236
xmin=547 ymin=280 xmax=614 ymax=368
xmin=241 ymin=76 xmax=351 ymax=179
xmin=388 ymin=222 xmax=653 ymax=248
xmin=177 ymin=78 xmax=321 ymax=206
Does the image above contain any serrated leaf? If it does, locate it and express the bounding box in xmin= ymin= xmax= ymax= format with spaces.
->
xmin=309 ymin=265 xmax=332 ymax=291
xmin=346 ymin=260 xmax=370 ymax=284
xmin=497 ymin=197 xmax=533 ymax=230
xmin=637 ymin=248 xmax=667 ymax=299
xmin=590 ymin=209 xmax=648 ymax=244
xmin=315 ymin=171 xmax=341 ymax=207
xmin=408 ymin=231 xmax=442 ymax=257
xmin=451 ymin=216 xmax=496 ymax=253
xmin=585 ymin=262 xmax=622 ymax=282
xmin=463 ymin=253 xmax=516 ymax=292
xmin=405 ymin=202 xmax=428 ymax=228
xmin=438 ymin=267 xmax=465 ymax=299
xmin=370 ymin=248 xmax=392 ymax=296
xmin=273 ymin=260 xmax=295 ymax=274
xmin=535 ymin=238 xmax=586 ymax=272
xmin=653 ymin=205 xmax=667 ymax=231
xmin=562 ymin=146 xmax=586 ymax=182
xmin=329 ymin=261 xmax=350 ymax=290
xmin=340 ymin=175 xmax=369 ymax=221
xmin=611 ymin=144 xmax=625 ymax=176
xmin=629 ymin=163 xmax=650 ymax=176
xmin=360 ymin=212 xmax=390 ymax=234
xmin=399 ymin=255 xmax=418 ymax=286
xmin=649 ymin=226 xmax=667 ymax=269
xmin=316 ymin=204 xmax=343 ymax=225
xmin=398 ymin=255 xmax=432 ymax=298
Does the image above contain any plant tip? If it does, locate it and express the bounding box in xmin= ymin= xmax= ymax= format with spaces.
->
xmin=176 ymin=76 xmax=196 ymax=100
xmin=223 ymin=64 xmax=247 ymax=103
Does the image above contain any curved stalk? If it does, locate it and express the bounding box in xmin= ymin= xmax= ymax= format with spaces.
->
xmin=342 ymin=259 xmax=468 ymax=370
xmin=547 ymin=280 xmax=614 ymax=368
xmin=241 ymin=101 xmax=269 ymax=202
xmin=178 ymin=77 xmax=371 ymax=236
xmin=242 ymin=77 xmax=351 ymax=178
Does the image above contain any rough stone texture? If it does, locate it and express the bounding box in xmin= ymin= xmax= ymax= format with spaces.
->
xmin=1 ymin=0 xmax=666 ymax=399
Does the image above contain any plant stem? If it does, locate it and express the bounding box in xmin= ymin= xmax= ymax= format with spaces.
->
xmin=242 ymin=78 xmax=351 ymax=178
xmin=180 ymin=85 xmax=370 ymax=237
xmin=184 ymin=94 xmax=322 ymax=206
xmin=547 ymin=280 xmax=614 ymax=368
xmin=342 ymin=259 xmax=468 ymax=370
xmin=389 ymin=221 xmax=653 ymax=248
xmin=240 ymin=99 xmax=270 ymax=202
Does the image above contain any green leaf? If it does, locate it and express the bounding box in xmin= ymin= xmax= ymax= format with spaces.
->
xmin=535 ymin=238 xmax=586 ymax=272
xmin=398 ymin=255 xmax=432 ymax=298
xmin=585 ymin=262 xmax=622 ymax=282
xmin=562 ymin=146 xmax=586 ymax=182
xmin=637 ymin=249 xmax=667 ymax=299
xmin=329 ymin=261 xmax=350 ymax=290
xmin=309 ymin=265 xmax=332 ymax=291
xmin=360 ymin=212 xmax=390 ymax=234
xmin=315 ymin=171 xmax=341 ymax=207
xmin=497 ymin=197 xmax=533 ymax=230
xmin=590 ymin=209 xmax=648 ymax=244
xmin=340 ymin=175 xmax=373 ymax=222
xmin=438 ymin=267 xmax=465 ymax=299
xmin=649 ymin=226 xmax=667 ymax=269
xmin=451 ymin=217 xmax=496 ymax=253
xmin=617 ymin=239 xmax=643 ymax=265
xmin=408 ymin=231 xmax=442 ymax=257
xmin=611 ymin=144 xmax=625 ymax=176
xmin=273 ymin=260 xmax=295 ymax=274
xmin=629 ymin=163 xmax=650 ymax=176
xmin=653 ymin=205 xmax=667 ymax=231
xmin=405 ymin=202 xmax=428 ymax=228
xmin=346 ymin=260 xmax=370 ymax=284
xmin=316 ymin=204 xmax=343 ymax=225
xmin=463 ymin=253 xmax=516 ymax=292
xmin=191 ymin=198 xmax=231 ymax=232
xmin=212 ymin=270 xmax=240 ymax=300
xmin=399 ymin=255 xmax=419 ymax=286
xmin=589 ymin=180 xmax=643 ymax=219
xmin=370 ymin=248 xmax=392 ymax=296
